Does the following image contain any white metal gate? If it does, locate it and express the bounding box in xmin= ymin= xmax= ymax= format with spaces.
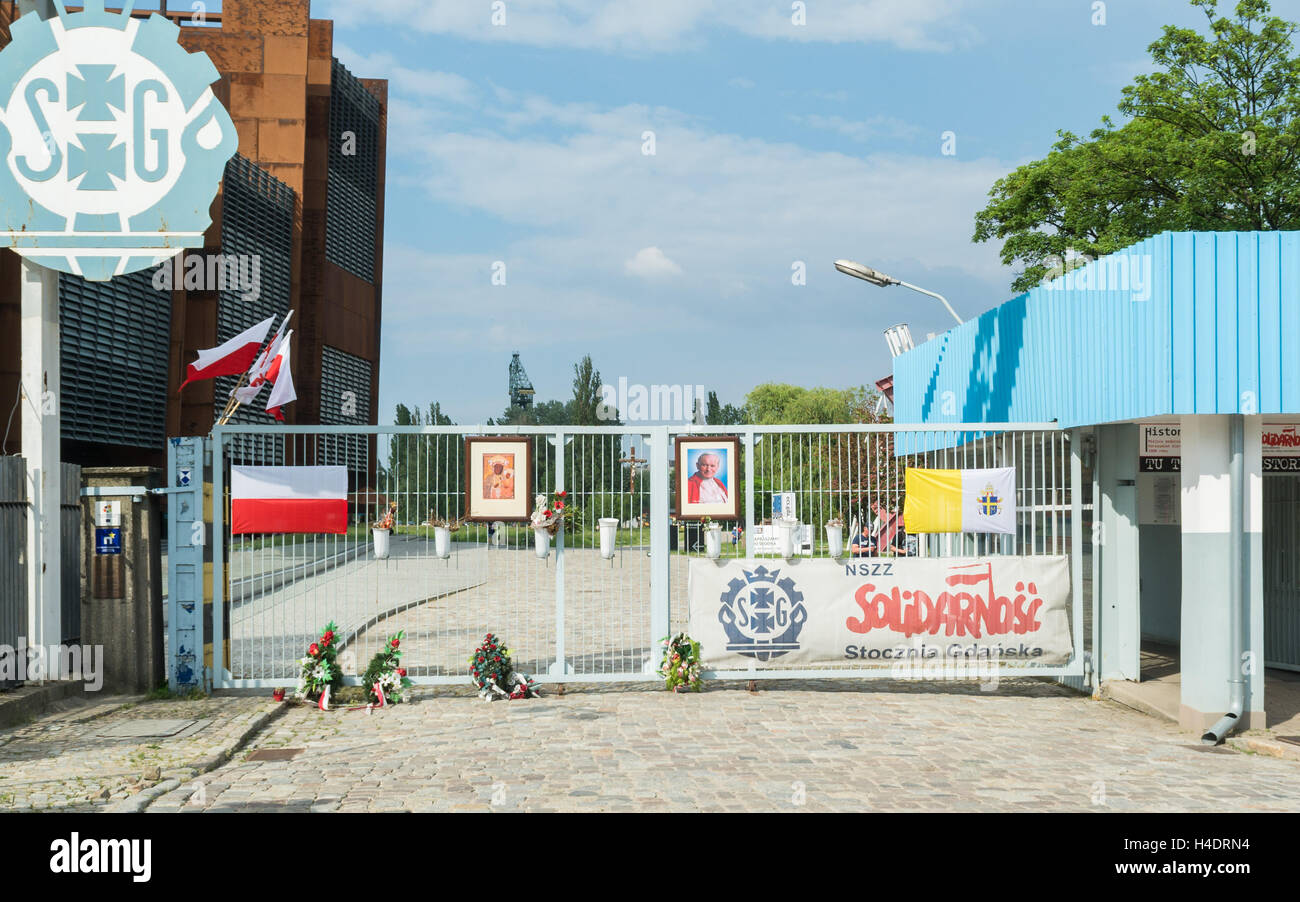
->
xmin=192 ymin=423 xmax=1087 ymax=689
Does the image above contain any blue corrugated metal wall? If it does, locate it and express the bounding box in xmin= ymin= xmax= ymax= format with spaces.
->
xmin=894 ymin=231 xmax=1300 ymax=427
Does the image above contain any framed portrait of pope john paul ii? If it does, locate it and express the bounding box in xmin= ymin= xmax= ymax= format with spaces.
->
xmin=464 ymin=436 xmax=533 ymax=522
xmin=674 ymin=435 xmax=740 ymax=521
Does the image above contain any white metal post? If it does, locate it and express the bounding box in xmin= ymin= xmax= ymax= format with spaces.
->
xmin=549 ymin=432 xmax=571 ymax=676
xmin=20 ymin=257 xmax=61 ymax=650
xmin=648 ymin=426 xmax=669 ymax=663
xmin=17 ymin=0 xmax=60 ymax=652
xmin=744 ymin=430 xmax=755 ymax=557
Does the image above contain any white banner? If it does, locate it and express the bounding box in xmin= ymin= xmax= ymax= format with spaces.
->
xmin=688 ymin=556 xmax=1073 ymax=670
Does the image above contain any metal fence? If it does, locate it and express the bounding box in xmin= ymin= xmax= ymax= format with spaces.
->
xmin=207 ymin=423 xmax=1084 ymax=688
xmin=61 ymin=463 xmax=81 ymax=644
xmin=0 ymin=458 xmax=82 ymax=682
xmin=0 ymin=457 xmax=24 ymax=687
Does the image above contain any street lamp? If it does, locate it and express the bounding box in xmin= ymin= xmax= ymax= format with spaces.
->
xmin=834 ymin=259 xmax=964 ymax=325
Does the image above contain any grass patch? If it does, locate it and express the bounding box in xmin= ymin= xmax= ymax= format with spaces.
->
xmin=145 ymin=685 xmax=207 ymax=702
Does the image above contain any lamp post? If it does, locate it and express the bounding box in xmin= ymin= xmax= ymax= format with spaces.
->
xmin=834 ymin=259 xmax=963 ymax=325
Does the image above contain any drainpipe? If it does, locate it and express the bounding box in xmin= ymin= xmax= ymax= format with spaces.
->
xmin=1201 ymin=414 xmax=1246 ymax=745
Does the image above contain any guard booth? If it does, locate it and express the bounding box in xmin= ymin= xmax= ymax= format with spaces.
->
xmin=892 ymin=230 xmax=1300 ymax=733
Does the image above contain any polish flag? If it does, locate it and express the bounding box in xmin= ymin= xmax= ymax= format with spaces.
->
xmin=233 ymin=311 xmax=292 ymax=405
xmin=178 ymin=315 xmax=274 ymax=392
xmin=264 ymin=333 xmax=296 ymax=422
xmin=231 ymin=465 xmax=348 ymax=535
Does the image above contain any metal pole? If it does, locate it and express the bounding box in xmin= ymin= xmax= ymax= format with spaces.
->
xmin=896 ymin=279 xmax=963 ymax=325
xmin=18 ymin=0 xmax=60 ymax=655
xmin=647 ymin=426 xmax=669 ymax=668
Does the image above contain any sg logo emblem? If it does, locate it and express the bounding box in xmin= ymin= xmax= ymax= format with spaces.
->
xmin=0 ymin=1 xmax=237 ymax=280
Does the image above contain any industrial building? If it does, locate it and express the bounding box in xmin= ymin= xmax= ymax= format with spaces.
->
xmin=0 ymin=0 xmax=386 ymax=469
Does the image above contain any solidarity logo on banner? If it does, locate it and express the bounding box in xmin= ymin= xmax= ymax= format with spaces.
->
xmin=716 ymin=565 xmax=808 ymax=662
xmin=689 ymin=557 xmax=1073 ymax=671
xmin=0 ymin=1 xmax=237 ymax=279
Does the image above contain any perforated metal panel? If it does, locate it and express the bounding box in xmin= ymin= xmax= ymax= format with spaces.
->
xmin=217 ymin=154 xmax=294 ymax=463
xmin=326 ymin=58 xmax=379 ymax=283
xmin=318 ymin=345 xmax=372 ymax=472
xmin=59 ymin=267 xmax=170 ymax=448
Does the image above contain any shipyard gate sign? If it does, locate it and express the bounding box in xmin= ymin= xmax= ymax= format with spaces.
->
xmin=688 ymin=557 xmax=1073 ymax=670
xmin=0 ymin=0 xmax=236 ymax=280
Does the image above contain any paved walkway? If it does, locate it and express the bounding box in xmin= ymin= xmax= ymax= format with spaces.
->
xmin=0 ymin=694 xmax=279 ymax=811
xmin=149 ymin=680 xmax=1300 ymax=813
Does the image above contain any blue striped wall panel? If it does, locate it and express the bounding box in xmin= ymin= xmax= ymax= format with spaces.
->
xmin=894 ymin=230 xmax=1300 ymax=428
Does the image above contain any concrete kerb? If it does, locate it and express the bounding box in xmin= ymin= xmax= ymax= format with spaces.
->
xmin=0 ymin=684 xmax=145 ymax=731
xmin=1227 ymin=733 xmax=1300 ymax=762
xmin=107 ymin=699 xmax=294 ymax=812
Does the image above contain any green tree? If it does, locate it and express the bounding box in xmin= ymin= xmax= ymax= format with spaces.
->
xmin=740 ymin=384 xmax=897 ymax=530
xmin=382 ymin=401 xmax=462 ymax=524
xmin=975 ymin=0 xmax=1300 ymax=293
xmin=570 ymin=355 xmax=602 ymax=426
xmin=705 ymin=390 xmax=746 ymax=425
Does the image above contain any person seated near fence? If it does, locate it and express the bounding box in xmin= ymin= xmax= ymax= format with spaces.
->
xmin=872 ymin=498 xmax=910 ymax=556
xmin=849 ymin=508 xmax=875 ymax=557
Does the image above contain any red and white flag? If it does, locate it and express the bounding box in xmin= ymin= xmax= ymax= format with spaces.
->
xmin=178 ymin=315 xmax=274 ymax=392
xmin=263 ymin=332 xmax=296 ymax=422
xmin=231 ymin=465 xmax=348 ymax=535
xmin=233 ymin=311 xmax=292 ymax=406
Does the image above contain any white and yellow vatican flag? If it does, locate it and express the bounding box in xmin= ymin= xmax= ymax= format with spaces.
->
xmin=904 ymin=466 xmax=1016 ymax=534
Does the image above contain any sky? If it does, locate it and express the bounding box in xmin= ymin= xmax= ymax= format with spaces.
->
xmin=298 ymin=0 xmax=1300 ymax=426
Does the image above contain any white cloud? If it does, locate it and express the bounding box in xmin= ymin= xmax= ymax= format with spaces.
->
xmin=375 ymin=74 xmax=1018 ymax=422
xmin=317 ymin=0 xmax=980 ymax=53
xmin=792 ymin=113 xmax=922 ymax=143
xmin=728 ymin=77 xmax=756 ymax=89
xmin=332 ymin=42 xmax=477 ymax=105
xmin=625 ymin=246 xmax=684 ymax=278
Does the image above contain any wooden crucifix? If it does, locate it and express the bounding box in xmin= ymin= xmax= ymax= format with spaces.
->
xmin=619 ymin=445 xmax=647 ymax=493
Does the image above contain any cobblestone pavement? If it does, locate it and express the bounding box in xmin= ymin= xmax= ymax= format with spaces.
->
xmin=0 ymin=695 xmax=280 ymax=810
xmin=153 ymin=680 xmax=1300 ymax=813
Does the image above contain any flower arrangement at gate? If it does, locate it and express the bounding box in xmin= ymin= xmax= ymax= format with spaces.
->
xmin=422 ymin=510 xmax=465 ymax=532
xmin=658 ymin=632 xmax=704 ymax=692
xmin=374 ymin=501 xmax=397 ymax=530
xmin=297 ymin=621 xmax=343 ymax=700
xmin=362 ymin=631 xmax=413 ymax=705
xmin=529 ymin=491 xmax=577 ymax=536
xmin=658 ymin=632 xmax=704 ymax=693
xmin=469 ymin=633 xmax=541 ymax=700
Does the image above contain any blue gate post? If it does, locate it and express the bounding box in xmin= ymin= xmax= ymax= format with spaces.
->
xmin=166 ymin=436 xmax=206 ymax=691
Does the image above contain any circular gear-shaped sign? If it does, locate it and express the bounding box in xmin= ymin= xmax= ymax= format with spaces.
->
xmin=0 ymin=1 xmax=237 ymax=280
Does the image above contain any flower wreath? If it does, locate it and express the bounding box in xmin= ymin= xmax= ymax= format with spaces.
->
xmin=362 ymin=631 xmax=414 ymax=705
xmin=469 ymin=633 xmax=541 ymax=700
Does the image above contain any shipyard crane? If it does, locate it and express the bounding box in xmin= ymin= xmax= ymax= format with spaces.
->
xmin=509 ymin=352 xmax=535 ymax=409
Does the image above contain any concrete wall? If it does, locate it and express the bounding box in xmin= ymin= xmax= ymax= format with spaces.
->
xmin=1178 ymin=416 xmax=1265 ymax=730
xmin=1097 ymin=424 xmax=1141 ymax=680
